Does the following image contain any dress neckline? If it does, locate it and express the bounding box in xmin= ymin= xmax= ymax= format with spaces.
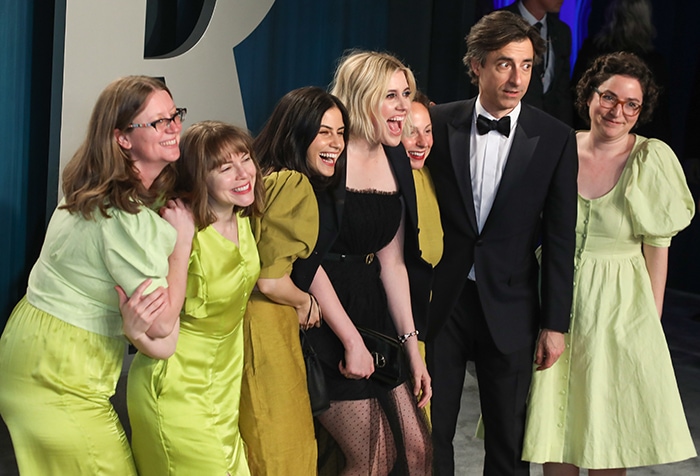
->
xmin=578 ymin=135 xmax=644 ymax=203
xmin=346 ymin=187 xmax=399 ymax=196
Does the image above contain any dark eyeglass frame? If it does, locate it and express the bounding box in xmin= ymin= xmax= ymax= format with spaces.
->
xmin=128 ymin=107 xmax=187 ymax=132
xmin=594 ymin=89 xmax=642 ymax=116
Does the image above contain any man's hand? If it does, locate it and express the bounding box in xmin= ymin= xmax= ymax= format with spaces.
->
xmin=534 ymin=329 xmax=565 ymax=371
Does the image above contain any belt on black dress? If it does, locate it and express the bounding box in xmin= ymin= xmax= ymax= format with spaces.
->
xmin=325 ymin=252 xmax=375 ymax=265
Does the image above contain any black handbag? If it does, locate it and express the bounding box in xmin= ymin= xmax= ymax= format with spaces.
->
xmin=300 ymin=329 xmax=330 ymax=416
xmin=357 ymin=327 xmax=405 ymax=386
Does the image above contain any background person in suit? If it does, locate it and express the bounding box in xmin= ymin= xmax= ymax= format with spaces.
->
xmin=502 ymin=0 xmax=574 ymax=126
xmin=426 ymin=11 xmax=578 ymax=475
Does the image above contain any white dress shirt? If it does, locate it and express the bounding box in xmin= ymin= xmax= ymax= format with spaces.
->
xmin=468 ymin=99 xmax=521 ymax=280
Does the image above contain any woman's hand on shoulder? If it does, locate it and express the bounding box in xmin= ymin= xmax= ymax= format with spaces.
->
xmin=160 ymin=198 xmax=195 ymax=242
xmin=339 ymin=343 xmax=374 ymax=380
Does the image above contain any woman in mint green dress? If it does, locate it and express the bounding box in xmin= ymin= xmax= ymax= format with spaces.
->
xmin=127 ymin=121 xmax=264 ymax=475
xmin=0 ymin=76 xmax=193 ymax=475
xmin=523 ymin=53 xmax=697 ymax=474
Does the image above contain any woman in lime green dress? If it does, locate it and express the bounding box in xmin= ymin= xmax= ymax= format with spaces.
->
xmin=523 ymin=53 xmax=697 ymax=474
xmin=127 ymin=121 xmax=264 ymax=475
xmin=239 ymin=87 xmax=348 ymax=475
xmin=0 ymin=76 xmax=193 ymax=475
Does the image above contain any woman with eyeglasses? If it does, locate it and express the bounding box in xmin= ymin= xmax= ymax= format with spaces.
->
xmin=522 ymin=52 xmax=697 ymax=475
xmin=127 ymin=121 xmax=264 ymax=475
xmin=0 ymin=75 xmax=193 ymax=475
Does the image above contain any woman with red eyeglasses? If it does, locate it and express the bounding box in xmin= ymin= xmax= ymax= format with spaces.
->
xmin=523 ymin=52 xmax=696 ymax=475
xmin=0 ymin=76 xmax=193 ymax=475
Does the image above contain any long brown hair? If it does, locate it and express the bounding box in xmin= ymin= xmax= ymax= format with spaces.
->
xmin=176 ymin=121 xmax=265 ymax=229
xmin=61 ymin=76 xmax=177 ymax=219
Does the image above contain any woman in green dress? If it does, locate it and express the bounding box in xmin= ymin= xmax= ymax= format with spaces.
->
xmin=127 ymin=121 xmax=264 ymax=475
xmin=523 ymin=52 xmax=697 ymax=474
xmin=239 ymin=86 xmax=348 ymax=475
xmin=0 ymin=76 xmax=193 ymax=475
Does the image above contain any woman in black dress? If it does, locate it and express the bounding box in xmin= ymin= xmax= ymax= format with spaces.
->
xmin=307 ymin=50 xmax=432 ymax=475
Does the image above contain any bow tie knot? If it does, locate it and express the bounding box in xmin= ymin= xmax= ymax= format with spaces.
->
xmin=476 ymin=114 xmax=511 ymax=137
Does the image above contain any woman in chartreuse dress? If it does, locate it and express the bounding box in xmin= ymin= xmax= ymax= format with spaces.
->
xmin=0 ymin=76 xmax=193 ymax=475
xmin=239 ymin=86 xmax=348 ymax=475
xmin=522 ymin=52 xmax=697 ymax=475
xmin=127 ymin=121 xmax=264 ymax=475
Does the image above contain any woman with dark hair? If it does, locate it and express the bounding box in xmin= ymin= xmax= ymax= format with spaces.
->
xmin=306 ymin=50 xmax=432 ymax=475
xmin=0 ymin=75 xmax=193 ymax=474
xmin=523 ymin=52 xmax=697 ymax=475
xmin=127 ymin=121 xmax=264 ymax=475
xmin=239 ymin=86 xmax=349 ymax=475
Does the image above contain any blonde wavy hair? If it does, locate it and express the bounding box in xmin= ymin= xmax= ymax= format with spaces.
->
xmin=330 ymin=50 xmax=416 ymax=145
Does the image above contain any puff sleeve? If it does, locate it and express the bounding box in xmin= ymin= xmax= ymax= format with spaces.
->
xmin=625 ymin=138 xmax=695 ymax=247
xmin=101 ymin=206 xmax=177 ymax=295
xmin=252 ymin=170 xmax=319 ymax=279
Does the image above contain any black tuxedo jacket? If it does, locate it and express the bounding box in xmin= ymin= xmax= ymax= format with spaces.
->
xmin=291 ymin=174 xmax=346 ymax=292
xmin=385 ymin=144 xmax=434 ymax=337
xmin=426 ymin=99 xmax=577 ymax=354
xmin=503 ymin=2 xmax=574 ymax=126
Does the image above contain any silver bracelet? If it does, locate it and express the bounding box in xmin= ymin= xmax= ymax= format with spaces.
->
xmin=398 ymin=330 xmax=419 ymax=345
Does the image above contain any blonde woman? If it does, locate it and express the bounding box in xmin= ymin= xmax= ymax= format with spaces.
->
xmin=306 ymin=51 xmax=432 ymax=475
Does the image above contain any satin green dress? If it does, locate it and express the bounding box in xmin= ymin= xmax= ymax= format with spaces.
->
xmin=128 ymin=215 xmax=259 ymax=475
xmin=523 ymin=136 xmax=697 ymax=468
xmin=239 ymin=170 xmax=318 ymax=476
xmin=0 ymin=203 xmax=175 ymax=475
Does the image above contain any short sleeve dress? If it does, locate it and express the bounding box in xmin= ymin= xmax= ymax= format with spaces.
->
xmin=522 ymin=136 xmax=697 ymax=468
xmin=127 ymin=214 xmax=260 ymax=475
xmin=239 ymin=170 xmax=319 ymax=476
xmin=0 ymin=203 xmax=175 ymax=475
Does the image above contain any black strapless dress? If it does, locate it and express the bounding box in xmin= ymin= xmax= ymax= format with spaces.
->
xmin=307 ymin=188 xmax=404 ymax=401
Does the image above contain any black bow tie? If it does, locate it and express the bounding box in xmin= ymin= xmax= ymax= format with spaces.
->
xmin=476 ymin=114 xmax=511 ymax=137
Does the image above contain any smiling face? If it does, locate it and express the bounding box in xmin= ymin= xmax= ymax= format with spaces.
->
xmin=402 ymin=102 xmax=433 ymax=170
xmin=116 ymin=89 xmax=182 ymax=184
xmin=471 ymin=39 xmax=534 ymax=118
xmin=306 ymin=107 xmax=345 ymax=177
xmin=589 ymin=74 xmax=643 ymax=141
xmin=375 ymin=69 xmax=411 ymax=146
xmin=206 ymin=150 xmax=257 ymax=213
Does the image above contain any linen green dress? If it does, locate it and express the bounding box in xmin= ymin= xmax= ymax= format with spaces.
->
xmin=128 ymin=214 xmax=259 ymax=475
xmin=522 ymin=136 xmax=697 ymax=468
xmin=0 ymin=203 xmax=175 ymax=475
xmin=239 ymin=170 xmax=318 ymax=476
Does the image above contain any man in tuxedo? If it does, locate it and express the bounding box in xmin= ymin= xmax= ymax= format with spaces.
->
xmin=503 ymin=0 xmax=574 ymax=125
xmin=426 ymin=11 xmax=577 ymax=475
